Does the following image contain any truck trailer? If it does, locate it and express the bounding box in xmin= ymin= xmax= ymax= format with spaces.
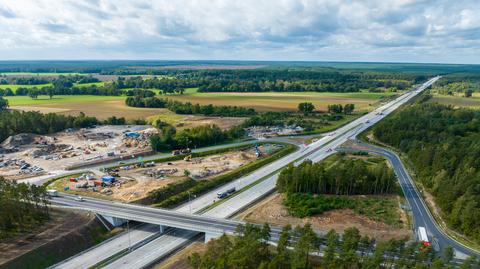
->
xmin=46 ymin=189 xmax=58 ymax=197
xmin=418 ymin=226 xmax=431 ymax=247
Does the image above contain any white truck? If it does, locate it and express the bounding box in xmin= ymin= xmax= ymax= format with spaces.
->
xmin=46 ymin=189 xmax=59 ymax=197
xmin=418 ymin=226 xmax=431 ymax=247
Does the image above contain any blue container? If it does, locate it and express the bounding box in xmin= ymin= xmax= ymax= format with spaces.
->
xmin=101 ymin=175 xmax=115 ymax=183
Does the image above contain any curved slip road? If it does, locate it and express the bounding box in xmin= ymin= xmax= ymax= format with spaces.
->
xmin=339 ymin=142 xmax=480 ymax=259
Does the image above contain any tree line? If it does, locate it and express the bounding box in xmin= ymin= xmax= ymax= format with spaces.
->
xmin=194 ymin=69 xmax=416 ymax=93
xmin=125 ymin=96 xmax=257 ymax=117
xmin=373 ymin=102 xmax=480 ymax=243
xmin=189 ymin=223 xmax=470 ymax=269
xmin=0 ymin=102 xmax=144 ymax=143
xmin=328 ymin=103 xmax=355 ymax=114
xmin=0 ymin=177 xmax=50 ymax=239
xmin=0 ymin=110 xmax=98 ymax=142
xmin=0 ymin=76 xmax=50 ymax=85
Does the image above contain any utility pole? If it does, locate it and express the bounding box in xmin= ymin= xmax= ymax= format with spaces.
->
xmin=188 ymin=191 xmax=196 ymax=214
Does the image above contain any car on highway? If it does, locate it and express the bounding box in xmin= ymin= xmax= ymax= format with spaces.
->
xmin=217 ymin=192 xmax=228 ymax=199
xmin=74 ymin=196 xmax=85 ymax=202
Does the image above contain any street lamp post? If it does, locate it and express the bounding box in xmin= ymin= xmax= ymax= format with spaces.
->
xmin=127 ymin=219 xmax=131 ymax=252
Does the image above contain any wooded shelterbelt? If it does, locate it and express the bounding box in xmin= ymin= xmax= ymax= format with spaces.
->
xmin=125 ymin=95 xmax=257 ymax=117
xmin=373 ymin=102 xmax=480 ymax=242
xmin=149 ymin=122 xmax=244 ymax=151
xmin=0 ymin=177 xmax=50 ymax=239
xmin=188 ymin=223 xmax=472 ymax=269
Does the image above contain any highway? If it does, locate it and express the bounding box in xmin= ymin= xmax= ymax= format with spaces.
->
xmin=50 ymin=77 xmax=442 ymax=269
xmin=52 ymin=194 xmax=282 ymax=238
xmin=338 ymin=143 xmax=480 ymax=259
xmin=52 ymin=224 xmax=160 ymax=269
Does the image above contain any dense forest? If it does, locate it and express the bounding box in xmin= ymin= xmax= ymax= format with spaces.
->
xmin=276 ymin=157 xmax=397 ymax=218
xmin=194 ymin=70 xmax=416 ymax=93
xmin=277 ymin=158 xmax=396 ymax=196
xmin=125 ymin=96 xmax=257 ymax=117
xmin=373 ymin=102 xmax=480 ymax=242
xmin=0 ymin=177 xmax=50 ymax=239
xmin=188 ymin=223 xmax=471 ymax=269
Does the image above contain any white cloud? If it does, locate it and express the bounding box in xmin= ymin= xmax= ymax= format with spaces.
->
xmin=0 ymin=0 xmax=478 ymax=63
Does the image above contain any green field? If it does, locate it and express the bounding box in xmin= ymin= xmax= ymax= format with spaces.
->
xmin=0 ymin=82 xmax=106 ymax=93
xmin=0 ymin=84 xmax=52 ymax=91
xmin=430 ymin=93 xmax=480 ymax=109
xmin=5 ymin=95 xmax=123 ymax=106
xmin=72 ymin=82 xmax=107 ymax=88
xmin=0 ymin=72 xmax=82 ymax=76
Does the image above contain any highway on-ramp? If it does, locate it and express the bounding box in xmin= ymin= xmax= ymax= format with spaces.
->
xmin=53 ymin=77 xmax=444 ymax=268
xmin=339 ymin=143 xmax=480 ymax=259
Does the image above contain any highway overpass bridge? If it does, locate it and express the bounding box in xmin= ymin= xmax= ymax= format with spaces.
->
xmin=52 ymin=194 xmax=284 ymax=243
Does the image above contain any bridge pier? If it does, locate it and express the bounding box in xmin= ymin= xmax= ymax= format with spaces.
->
xmin=159 ymin=225 xmax=167 ymax=234
xmin=205 ymin=232 xmax=223 ymax=243
xmin=101 ymin=215 xmax=127 ymax=227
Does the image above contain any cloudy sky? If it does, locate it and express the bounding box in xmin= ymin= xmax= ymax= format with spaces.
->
xmin=0 ymin=0 xmax=479 ymax=63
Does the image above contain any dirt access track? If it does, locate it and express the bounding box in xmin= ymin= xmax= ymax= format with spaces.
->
xmin=236 ymin=193 xmax=411 ymax=241
xmin=0 ymin=209 xmax=100 ymax=267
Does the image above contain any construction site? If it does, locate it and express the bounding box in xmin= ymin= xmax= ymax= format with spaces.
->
xmin=49 ymin=144 xmax=282 ymax=202
xmin=0 ymin=125 xmax=157 ymax=180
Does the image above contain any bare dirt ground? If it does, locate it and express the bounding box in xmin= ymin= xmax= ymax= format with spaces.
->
xmin=173 ymin=115 xmax=246 ymax=130
xmin=236 ymin=193 xmax=411 ymax=241
xmin=0 ymin=125 xmax=155 ymax=180
xmin=153 ymin=241 xmax=207 ymax=269
xmin=55 ymin=145 xmax=278 ymax=202
xmin=0 ymin=209 xmax=93 ymax=265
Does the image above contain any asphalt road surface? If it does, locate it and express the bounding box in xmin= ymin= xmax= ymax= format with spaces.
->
xmin=339 ymin=143 xmax=480 ymax=259
xmin=53 ymin=77 xmax=445 ymax=268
